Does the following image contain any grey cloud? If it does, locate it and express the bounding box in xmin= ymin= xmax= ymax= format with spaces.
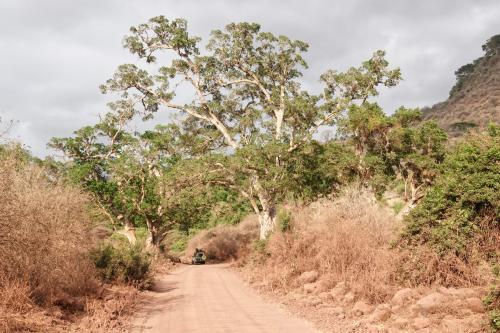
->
xmin=0 ymin=0 xmax=499 ymax=156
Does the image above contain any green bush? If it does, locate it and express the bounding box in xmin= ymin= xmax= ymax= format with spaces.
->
xmin=484 ymin=264 xmax=500 ymax=331
xmin=253 ymin=239 xmax=269 ymax=256
xmin=168 ymin=229 xmax=191 ymax=253
xmin=277 ymin=209 xmax=292 ymax=232
xmin=91 ymin=242 xmax=152 ymax=288
xmin=402 ymin=127 xmax=499 ymax=257
xmin=391 ymin=201 xmax=404 ymax=215
xmin=490 ymin=310 xmax=500 ymax=331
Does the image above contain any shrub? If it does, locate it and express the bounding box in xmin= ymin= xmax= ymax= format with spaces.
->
xmin=244 ymin=188 xmax=399 ymax=303
xmin=484 ymin=264 xmax=500 ymax=331
xmin=0 ymin=148 xmax=98 ymax=330
xmin=395 ymin=246 xmax=482 ymax=287
xmin=398 ymin=127 xmax=499 ymax=287
xmin=391 ymin=201 xmax=404 ymax=215
xmin=92 ymin=242 xmax=152 ymax=288
xmin=277 ymin=209 xmax=292 ymax=232
xmin=185 ymin=215 xmax=259 ymax=262
xmin=490 ymin=310 xmax=500 ymax=332
xmin=402 ymin=128 xmax=499 ymax=258
xmin=450 ymin=121 xmax=477 ymax=133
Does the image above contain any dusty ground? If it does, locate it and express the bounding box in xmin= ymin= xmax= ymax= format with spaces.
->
xmin=131 ymin=263 xmax=320 ymax=333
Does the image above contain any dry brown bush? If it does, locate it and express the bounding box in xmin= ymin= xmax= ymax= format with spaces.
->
xmin=0 ymin=280 xmax=53 ymax=332
xmin=0 ymin=152 xmax=98 ymax=331
xmin=395 ymin=246 xmax=484 ymax=287
xmin=245 ymin=188 xmax=400 ymax=303
xmin=75 ymin=285 xmax=139 ymax=332
xmin=185 ymin=215 xmax=259 ymax=262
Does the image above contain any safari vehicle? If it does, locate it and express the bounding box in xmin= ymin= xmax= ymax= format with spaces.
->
xmin=192 ymin=249 xmax=206 ymax=265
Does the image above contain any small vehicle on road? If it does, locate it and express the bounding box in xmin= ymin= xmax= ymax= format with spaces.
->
xmin=192 ymin=248 xmax=206 ymax=265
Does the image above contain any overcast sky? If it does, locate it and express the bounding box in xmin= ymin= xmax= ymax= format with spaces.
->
xmin=1 ymin=0 xmax=499 ymax=157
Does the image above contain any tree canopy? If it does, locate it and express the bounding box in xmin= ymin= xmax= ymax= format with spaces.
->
xmin=99 ymin=16 xmax=401 ymax=239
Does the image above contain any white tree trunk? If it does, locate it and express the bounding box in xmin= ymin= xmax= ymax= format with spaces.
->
xmin=145 ymin=231 xmax=154 ymax=251
xmin=144 ymin=220 xmax=159 ymax=251
xmin=250 ymin=176 xmax=278 ymax=240
xmin=258 ymin=208 xmax=277 ymax=240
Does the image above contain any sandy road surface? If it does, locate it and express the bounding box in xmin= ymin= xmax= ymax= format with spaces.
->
xmin=132 ymin=263 xmax=320 ymax=333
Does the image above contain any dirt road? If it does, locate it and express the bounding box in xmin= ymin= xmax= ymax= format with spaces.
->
xmin=132 ymin=263 xmax=320 ymax=333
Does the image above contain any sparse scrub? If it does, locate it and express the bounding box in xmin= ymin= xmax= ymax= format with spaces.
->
xmin=185 ymin=215 xmax=259 ymax=262
xmin=245 ymin=188 xmax=399 ymax=303
xmin=0 ymin=149 xmax=98 ymax=331
xmin=2 ymin=13 xmax=498 ymax=333
xmin=91 ymin=241 xmax=152 ymax=288
xmin=395 ymin=246 xmax=483 ymax=287
xmin=391 ymin=200 xmax=405 ymax=214
xmin=76 ymin=285 xmax=139 ymax=332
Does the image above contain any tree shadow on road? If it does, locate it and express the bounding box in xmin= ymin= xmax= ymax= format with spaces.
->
xmin=131 ymin=279 xmax=184 ymax=332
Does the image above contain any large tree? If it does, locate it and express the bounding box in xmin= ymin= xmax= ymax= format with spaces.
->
xmin=101 ymin=16 xmax=401 ymax=239
xmin=49 ymin=108 xmax=182 ymax=248
xmin=338 ymin=103 xmax=447 ymax=205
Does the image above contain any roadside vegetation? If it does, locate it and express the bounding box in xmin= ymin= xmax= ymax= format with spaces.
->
xmin=0 ymin=145 xmax=140 ymax=332
xmin=240 ymin=188 xmax=398 ymax=303
xmin=1 ymin=16 xmax=498 ymax=332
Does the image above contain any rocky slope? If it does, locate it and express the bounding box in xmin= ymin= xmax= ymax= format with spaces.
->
xmin=423 ymin=34 xmax=500 ymax=136
xmin=272 ymin=274 xmax=487 ymax=333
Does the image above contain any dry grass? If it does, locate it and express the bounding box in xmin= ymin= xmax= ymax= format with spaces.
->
xmin=74 ymin=285 xmax=139 ymax=333
xmin=395 ymin=246 xmax=485 ymax=288
xmin=0 ymin=280 xmax=53 ymax=333
xmin=239 ymin=187 xmax=491 ymax=308
xmin=185 ymin=215 xmax=259 ymax=262
xmin=192 ymin=186 xmax=490 ymax=307
xmin=245 ymin=188 xmax=400 ymax=303
xmin=0 ymin=151 xmax=100 ymax=332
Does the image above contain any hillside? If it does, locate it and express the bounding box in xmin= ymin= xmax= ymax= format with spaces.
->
xmin=422 ymin=34 xmax=500 ymax=136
